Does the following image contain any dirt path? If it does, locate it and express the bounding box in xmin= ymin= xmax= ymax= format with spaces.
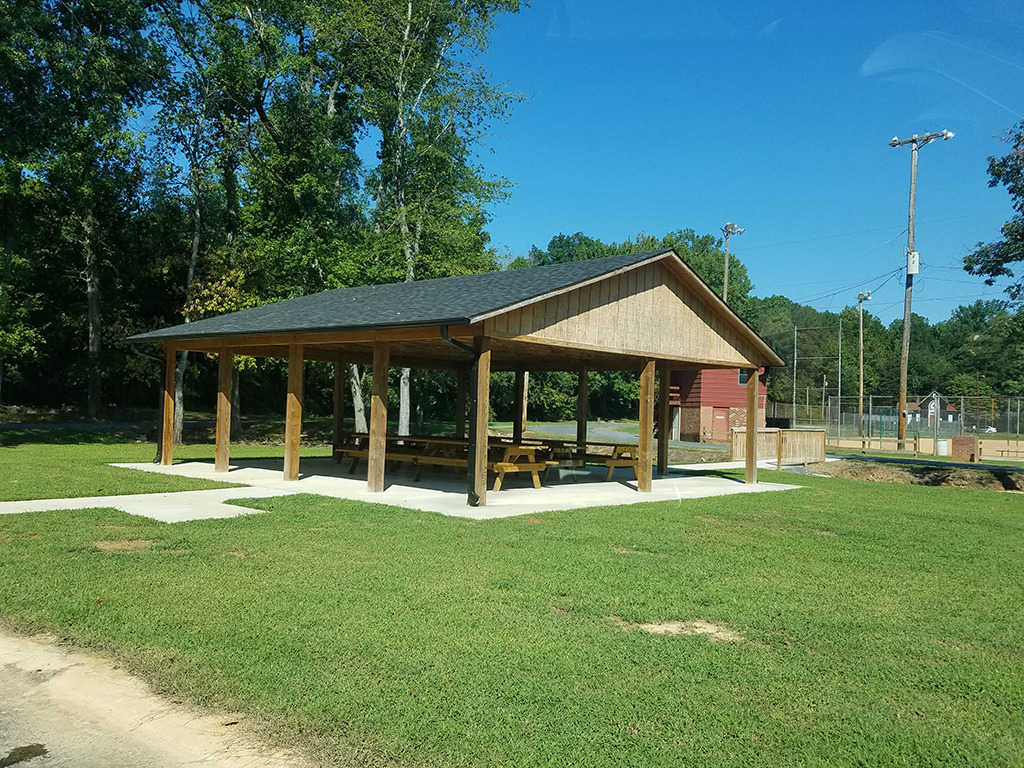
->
xmin=0 ymin=631 xmax=313 ymax=768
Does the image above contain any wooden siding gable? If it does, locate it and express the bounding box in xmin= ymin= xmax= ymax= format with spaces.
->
xmin=484 ymin=257 xmax=773 ymax=367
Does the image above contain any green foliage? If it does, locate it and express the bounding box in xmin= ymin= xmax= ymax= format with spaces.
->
xmin=363 ymin=0 xmax=520 ymax=286
xmin=964 ymin=121 xmax=1024 ymax=302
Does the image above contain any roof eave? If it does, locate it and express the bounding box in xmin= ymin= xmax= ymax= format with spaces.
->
xmin=128 ymin=317 xmax=477 ymax=344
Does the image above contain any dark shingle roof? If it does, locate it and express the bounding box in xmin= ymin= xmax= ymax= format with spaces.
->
xmin=129 ymin=250 xmax=673 ymax=342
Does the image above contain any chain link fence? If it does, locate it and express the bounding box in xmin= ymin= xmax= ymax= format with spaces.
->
xmin=769 ymin=395 xmax=1024 ymax=441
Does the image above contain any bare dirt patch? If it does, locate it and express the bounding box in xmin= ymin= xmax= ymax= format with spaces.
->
xmin=607 ymin=616 xmax=744 ymax=643
xmin=813 ymin=460 xmax=1024 ymax=491
xmin=93 ymin=539 xmax=154 ymax=552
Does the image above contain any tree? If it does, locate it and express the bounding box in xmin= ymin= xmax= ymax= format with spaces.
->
xmin=529 ymin=232 xmax=611 ymax=266
xmin=4 ymin=0 xmax=163 ymax=416
xmin=362 ymin=0 xmax=521 ymax=435
xmin=153 ymin=4 xmax=223 ymax=442
xmin=964 ymin=121 xmax=1024 ymax=302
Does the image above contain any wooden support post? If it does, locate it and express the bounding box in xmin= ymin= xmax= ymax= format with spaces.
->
xmin=368 ymin=341 xmax=389 ymax=492
xmin=745 ymin=367 xmax=758 ymax=484
xmin=638 ymin=359 xmax=655 ymax=492
xmin=576 ymin=368 xmax=588 ymax=450
xmin=332 ymin=360 xmax=345 ymax=455
xmin=283 ymin=344 xmax=304 ymax=481
xmin=513 ymin=369 xmax=526 ymax=444
xmin=160 ymin=344 xmax=175 ymax=465
xmin=471 ymin=337 xmax=491 ymax=506
xmin=215 ymin=349 xmax=233 ymax=472
xmin=455 ymin=368 xmax=466 ymax=439
xmin=657 ymin=361 xmax=670 ymax=476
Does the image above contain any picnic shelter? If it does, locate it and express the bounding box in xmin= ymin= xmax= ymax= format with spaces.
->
xmin=129 ymin=250 xmax=785 ymax=506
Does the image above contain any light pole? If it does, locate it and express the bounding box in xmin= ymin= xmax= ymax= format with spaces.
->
xmin=858 ymin=291 xmax=871 ymax=437
xmin=721 ymin=222 xmax=744 ymax=303
xmin=889 ymin=129 xmax=953 ymax=447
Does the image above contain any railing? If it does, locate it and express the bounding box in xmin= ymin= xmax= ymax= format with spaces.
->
xmin=731 ymin=428 xmax=826 ymax=467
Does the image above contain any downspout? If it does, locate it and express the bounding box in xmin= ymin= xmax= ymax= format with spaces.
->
xmin=440 ymin=326 xmax=482 ymax=506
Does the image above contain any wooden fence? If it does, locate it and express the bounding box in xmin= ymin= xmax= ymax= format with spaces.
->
xmin=731 ymin=428 xmax=826 ymax=467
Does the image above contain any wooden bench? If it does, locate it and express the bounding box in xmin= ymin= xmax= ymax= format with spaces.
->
xmin=413 ymin=454 xmax=468 ymax=480
xmin=337 ymin=446 xmax=422 ymax=474
xmin=488 ymin=460 xmax=560 ymax=491
xmin=996 ymin=447 xmax=1024 ymax=458
xmin=604 ymin=445 xmax=639 ymax=480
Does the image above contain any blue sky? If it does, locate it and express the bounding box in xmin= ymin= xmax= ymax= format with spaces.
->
xmin=475 ymin=0 xmax=1024 ymax=325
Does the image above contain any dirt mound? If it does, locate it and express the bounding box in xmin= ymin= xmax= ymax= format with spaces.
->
xmin=814 ymin=460 xmax=1024 ymax=491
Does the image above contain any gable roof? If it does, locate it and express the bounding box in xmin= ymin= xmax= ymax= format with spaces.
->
xmin=130 ymin=251 xmax=669 ymax=343
xmin=129 ymin=249 xmax=784 ymax=369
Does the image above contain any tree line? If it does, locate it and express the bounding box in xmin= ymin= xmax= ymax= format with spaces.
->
xmin=2 ymin=1 xmax=1022 ymax=429
xmin=1 ymin=0 xmax=519 ymax=436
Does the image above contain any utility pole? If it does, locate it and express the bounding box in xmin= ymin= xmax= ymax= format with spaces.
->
xmin=792 ymin=325 xmax=797 ymax=427
xmin=889 ymin=129 xmax=954 ymax=447
xmin=837 ymin=318 xmax=842 ymax=420
xmin=721 ymin=222 xmax=744 ymax=303
xmin=857 ymin=291 xmax=871 ymax=437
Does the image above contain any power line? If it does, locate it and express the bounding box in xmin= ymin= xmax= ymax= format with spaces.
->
xmin=741 ymin=209 xmax=1009 ymax=253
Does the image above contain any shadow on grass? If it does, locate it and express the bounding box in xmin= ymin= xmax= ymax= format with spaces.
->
xmin=0 ymin=428 xmax=152 ymax=448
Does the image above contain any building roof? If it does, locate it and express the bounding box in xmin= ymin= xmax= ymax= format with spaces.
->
xmin=129 ymin=249 xmax=784 ymax=370
xmin=129 ymin=251 xmax=670 ymax=343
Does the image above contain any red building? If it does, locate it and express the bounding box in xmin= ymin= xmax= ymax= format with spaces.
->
xmin=669 ymin=368 xmax=768 ymax=442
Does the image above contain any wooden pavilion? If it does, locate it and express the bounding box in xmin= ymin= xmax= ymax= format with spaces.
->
xmin=129 ymin=250 xmax=785 ymax=506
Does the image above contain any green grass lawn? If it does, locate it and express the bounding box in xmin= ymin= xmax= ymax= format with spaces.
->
xmin=1 ymin=435 xmax=1022 ymax=766
xmin=0 ymin=428 xmax=330 ymax=501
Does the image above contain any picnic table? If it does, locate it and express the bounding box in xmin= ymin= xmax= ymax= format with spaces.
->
xmin=488 ymin=443 xmax=558 ymax=491
xmin=334 ymin=434 xmax=639 ymax=488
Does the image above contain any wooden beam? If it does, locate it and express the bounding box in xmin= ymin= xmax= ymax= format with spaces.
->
xmin=745 ymin=367 xmax=758 ymax=484
xmin=471 ymin=337 xmax=491 ymax=505
xmin=638 ymin=359 xmax=655 ymax=492
xmin=333 ymin=360 xmax=345 ymax=453
xmin=513 ymin=369 xmax=526 ymax=443
xmin=215 ymin=349 xmax=232 ymax=472
xmin=368 ymin=341 xmax=390 ymax=492
xmin=455 ymin=368 xmax=466 ymax=439
xmin=160 ymin=344 xmax=175 ymax=465
xmin=576 ymin=368 xmax=588 ymax=450
xmin=283 ymin=344 xmax=304 ymax=481
xmin=493 ymin=333 xmax=762 ymax=370
xmin=164 ymin=324 xmax=484 ymax=352
xmin=657 ymin=360 xmax=670 ymax=476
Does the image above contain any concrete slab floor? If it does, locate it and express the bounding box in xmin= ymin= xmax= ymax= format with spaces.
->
xmin=129 ymin=457 xmax=800 ymax=521
xmin=0 ymin=458 xmax=802 ymax=524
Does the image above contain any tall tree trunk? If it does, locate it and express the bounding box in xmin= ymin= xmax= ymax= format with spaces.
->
xmin=231 ymin=368 xmax=242 ymax=440
xmin=223 ymin=149 xmax=239 ymax=246
xmin=172 ymin=198 xmax=202 ymax=444
xmin=399 ymin=367 xmax=411 ymax=435
xmin=173 ymin=349 xmax=187 ymax=444
xmin=0 ymin=164 xmax=16 ymax=407
xmin=348 ymin=363 xmax=367 ymax=432
xmin=222 ymin=126 xmax=242 ymax=438
xmin=82 ymin=210 xmax=102 ymax=418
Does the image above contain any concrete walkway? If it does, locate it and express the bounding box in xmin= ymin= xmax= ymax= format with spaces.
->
xmin=0 ymin=457 xmax=800 ymax=523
